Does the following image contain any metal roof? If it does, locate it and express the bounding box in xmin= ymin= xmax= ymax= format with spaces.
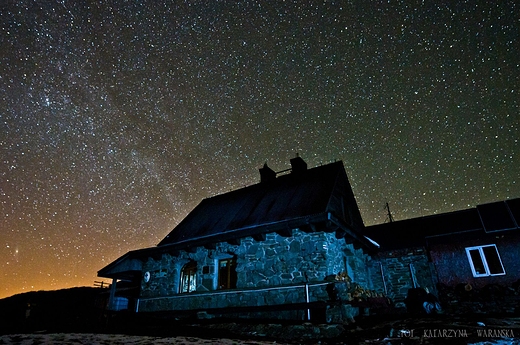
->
xmin=364 ymin=197 xmax=520 ymax=250
xmin=99 ymin=160 xmax=371 ymax=279
xmin=158 ymin=160 xmax=357 ymax=246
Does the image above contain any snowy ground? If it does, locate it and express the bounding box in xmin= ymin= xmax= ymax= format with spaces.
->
xmin=1 ymin=316 xmax=519 ymax=344
xmin=1 ymin=332 xmax=519 ymax=345
xmin=0 ymin=333 xmax=286 ymax=345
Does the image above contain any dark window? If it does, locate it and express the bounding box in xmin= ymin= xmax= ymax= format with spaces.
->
xmin=482 ymin=246 xmax=505 ymax=275
xmin=465 ymin=245 xmax=505 ymax=277
xmin=218 ymin=257 xmax=237 ymax=289
xmin=468 ymin=249 xmax=486 ymax=275
xmin=179 ymin=261 xmax=197 ymax=293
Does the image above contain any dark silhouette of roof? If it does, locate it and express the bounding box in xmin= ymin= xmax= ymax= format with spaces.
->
xmin=364 ymin=198 xmax=520 ymax=250
xmin=99 ymin=159 xmax=372 ymax=279
xmin=158 ymin=160 xmax=364 ymax=246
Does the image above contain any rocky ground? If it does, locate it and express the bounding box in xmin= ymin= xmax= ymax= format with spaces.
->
xmin=2 ymin=315 xmax=518 ymax=344
xmin=200 ymin=314 xmax=520 ymax=344
xmin=3 ymin=287 xmax=519 ymax=344
xmin=0 ymin=333 xmax=284 ymax=345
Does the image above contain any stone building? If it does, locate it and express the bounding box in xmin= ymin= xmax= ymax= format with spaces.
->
xmin=364 ymin=198 xmax=520 ymax=313
xmin=98 ymin=157 xmax=520 ymax=320
xmin=98 ymin=158 xmax=384 ymax=322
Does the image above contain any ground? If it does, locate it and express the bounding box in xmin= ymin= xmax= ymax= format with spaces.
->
xmin=1 ymin=315 xmax=519 ymax=344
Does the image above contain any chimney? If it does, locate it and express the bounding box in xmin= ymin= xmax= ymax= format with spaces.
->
xmin=259 ymin=163 xmax=276 ymax=183
xmin=290 ymin=155 xmax=307 ymax=174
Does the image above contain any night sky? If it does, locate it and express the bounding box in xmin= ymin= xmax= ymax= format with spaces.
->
xmin=1 ymin=1 xmax=518 ymax=299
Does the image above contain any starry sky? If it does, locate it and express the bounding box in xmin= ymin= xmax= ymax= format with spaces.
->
xmin=1 ymin=0 xmax=518 ymax=299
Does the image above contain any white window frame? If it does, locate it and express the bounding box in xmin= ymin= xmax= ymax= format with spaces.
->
xmin=465 ymin=244 xmax=505 ymax=277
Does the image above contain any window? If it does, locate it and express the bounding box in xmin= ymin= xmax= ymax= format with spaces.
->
xmin=218 ymin=257 xmax=237 ymax=289
xmin=179 ymin=261 xmax=197 ymax=293
xmin=465 ymin=245 xmax=505 ymax=277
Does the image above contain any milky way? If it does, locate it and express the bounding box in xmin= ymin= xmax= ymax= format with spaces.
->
xmin=1 ymin=1 xmax=518 ymax=298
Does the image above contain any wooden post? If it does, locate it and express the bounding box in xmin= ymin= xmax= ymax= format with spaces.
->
xmin=409 ymin=263 xmax=418 ymax=288
xmin=380 ymin=262 xmax=388 ymax=295
xmin=305 ymin=284 xmax=310 ymax=321
xmin=108 ymin=278 xmax=117 ymax=310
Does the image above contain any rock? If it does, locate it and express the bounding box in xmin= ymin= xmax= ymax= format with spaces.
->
xmin=196 ymin=311 xmax=214 ymax=319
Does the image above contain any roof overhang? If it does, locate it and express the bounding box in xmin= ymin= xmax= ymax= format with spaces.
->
xmin=98 ymin=211 xmax=377 ymax=278
xmin=97 ymin=254 xmax=143 ymax=280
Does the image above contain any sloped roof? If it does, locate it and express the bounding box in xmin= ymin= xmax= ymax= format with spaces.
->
xmin=99 ymin=160 xmax=372 ymax=279
xmin=158 ymin=160 xmax=360 ymax=246
xmin=364 ymin=197 xmax=520 ymax=250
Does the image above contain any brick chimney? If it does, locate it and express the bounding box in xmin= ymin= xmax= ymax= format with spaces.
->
xmin=259 ymin=163 xmax=276 ymax=183
xmin=290 ymin=155 xmax=307 ymax=174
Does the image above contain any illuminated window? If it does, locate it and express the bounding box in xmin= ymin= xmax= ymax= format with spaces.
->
xmin=218 ymin=257 xmax=237 ymax=289
xmin=465 ymin=245 xmax=505 ymax=277
xmin=179 ymin=261 xmax=197 ymax=293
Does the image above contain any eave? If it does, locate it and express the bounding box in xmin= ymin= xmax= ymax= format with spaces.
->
xmin=98 ymin=211 xmax=377 ymax=279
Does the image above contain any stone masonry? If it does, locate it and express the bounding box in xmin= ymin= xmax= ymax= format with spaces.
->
xmin=138 ymin=229 xmax=378 ymax=321
xmin=370 ymin=249 xmax=437 ymax=308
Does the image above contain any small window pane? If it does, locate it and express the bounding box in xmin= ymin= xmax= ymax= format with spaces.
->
xmin=482 ymin=246 xmax=505 ymax=275
xmin=468 ymin=249 xmax=486 ymax=275
xmin=218 ymin=258 xmax=237 ymax=289
xmin=180 ymin=261 xmax=197 ymax=293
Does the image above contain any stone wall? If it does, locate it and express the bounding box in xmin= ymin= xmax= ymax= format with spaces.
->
xmin=138 ymin=281 xmax=363 ymax=322
xmin=138 ymin=229 xmax=376 ymax=321
xmin=139 ymin=282 xmax=321 ymax=316
xmin=370 ymin=248 xmax=436 ymax=308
